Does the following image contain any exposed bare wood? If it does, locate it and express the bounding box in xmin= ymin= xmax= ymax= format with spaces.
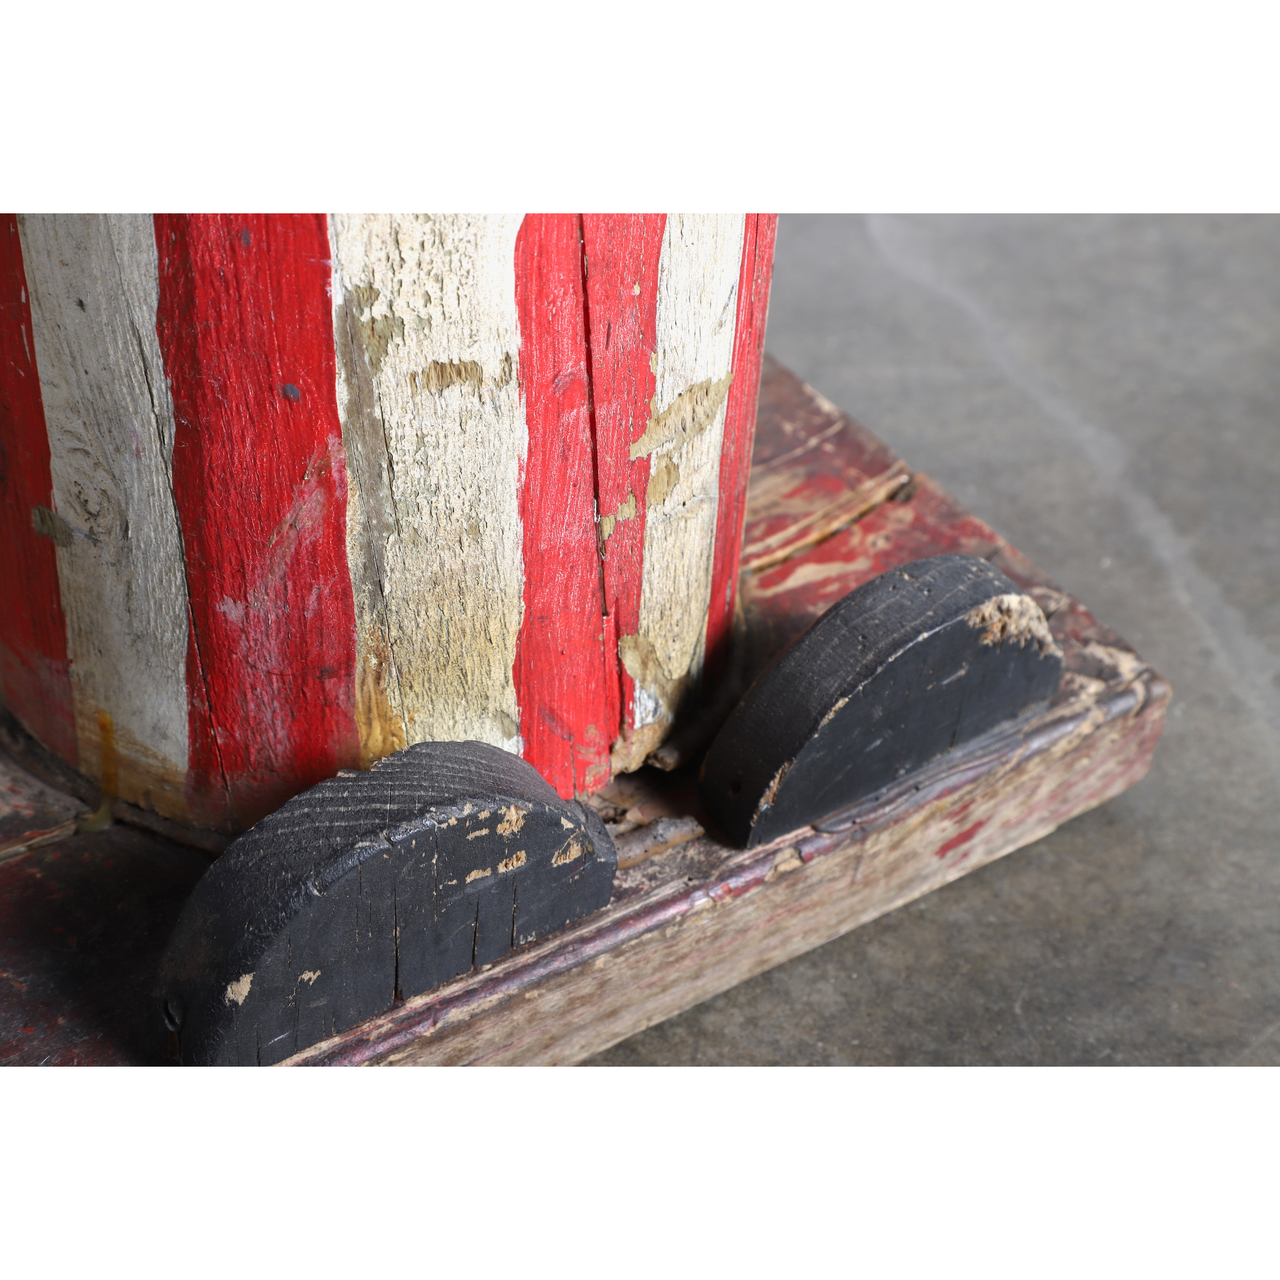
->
xmin=17 ymin=215 xmax=190 ymax=817
xmin=623 ymin=215 xmax=747 ymax=761
xmin=281 ymin=359 xmax=1170 ymax=1067
xmin=329 ymin=215 xmax=528 ymax=756
xmin=285 ymin=669 xmax=1167 ymax=1066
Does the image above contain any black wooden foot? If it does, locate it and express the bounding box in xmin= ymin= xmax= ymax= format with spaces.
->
xmin=699 ymin=554 xmax=1064 ymax=847
xmin=158 ymin=742 xmax=616 ymax=1065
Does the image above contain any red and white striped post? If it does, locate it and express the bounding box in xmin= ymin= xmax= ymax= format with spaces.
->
xmin=1 ymin=214 xmax=776 ymax=835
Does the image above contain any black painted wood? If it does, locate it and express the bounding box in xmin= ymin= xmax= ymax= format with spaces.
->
xmin=158 ymin=742 xmax=616 ymax=1065
xmin=700 ymin=554 xmax=1064 ymax=848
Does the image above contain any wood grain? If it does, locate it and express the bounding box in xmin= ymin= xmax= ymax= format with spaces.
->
xmin=705 ymin=214 xmax=777 ymax=678
xmin=4 ymin=216 xmax=774 ymax=826
xmin=286 ymin=671 xmax=1167 ymax=1067
xmin=280 ymin=360 xmax=1170 ymax=1067
xmin=0 ymin=355 xmax=1169 ymax=1065
xmin=581 ymin=214 xmax=667 ymax=771
xmin=160 ymin=741 xmax=616 ymax=1065
xmin=155 ymin=214 xmax=361 ymax=830
xmin=701 ymin=554 xmax=1064 ymax=846
xmin=329 ymin=214 xmax=527 ymax=758
xmin=0 ymin=215 xmax=77 ymax=765
xmin=512 ymin=215 xmax=613 ymax=797
xmin=17 ymin=215 xmax=191 ymax=817
xmin=628 ymin=215 xmax=746 ymax=757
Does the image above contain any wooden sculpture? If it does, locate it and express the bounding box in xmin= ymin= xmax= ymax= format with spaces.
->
xmin=1 ymin=213 xmax=775 ymax=831
xmin=0 ymin=214 xmax=1166 ymax=1066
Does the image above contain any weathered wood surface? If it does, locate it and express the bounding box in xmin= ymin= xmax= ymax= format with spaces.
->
xmin=0 ymin=358 xmax=1168 ymax=1066
xmin=700 ymin=554 xmax=1064 ymax=847
xmin=1 ymin=214 xmax=777 ymax=832
xmin=277 ymin=361 xmax=1169 ymax=1066
xmin=0 ymin=705 xmax=231 ymax=855
xmin=331 ymin=215 xmax=527 ymax=767
xmin=17 ymin=216 xmax=191 ymax=819
xmin=159 ymin=742 xmax=615 ymax=1066
xmin=624 ymin=216 xmax=745 ymax=763
xmin=706 ymin=214 xmax=780 ymax=680
xmin=0 ymin=749 xmax=86 ymax=863
xmin=285 ymin=676 xmax=1165 ymax=1066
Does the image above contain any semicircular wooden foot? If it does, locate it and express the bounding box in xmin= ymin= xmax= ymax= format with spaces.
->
xmin=158 ymin=742 xmax=616 ymax=1065
xmin=699 ymin=553 xmax=1064 ymax=848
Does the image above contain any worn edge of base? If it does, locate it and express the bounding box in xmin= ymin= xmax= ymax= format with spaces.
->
xmin=282 ymin=670 xmax=1169 ymax=1067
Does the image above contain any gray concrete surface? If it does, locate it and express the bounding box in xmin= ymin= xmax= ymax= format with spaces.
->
xmin=590 ymin=215 xmax=1280 ymax=1066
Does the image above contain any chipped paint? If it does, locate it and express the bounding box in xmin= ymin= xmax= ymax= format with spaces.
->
xmin=225 ymin=973 xmax=253 ymax=1006
xmin=354 ymin=627 xmax=407 ymax=769
xmin=552 ymin=837 xmax=584 ymax=866
xmin=966 ymin=593 xmax=1061 ymax=658
xmin=750 ymin=555 xmax=877 ymax=601
xmin=764 ymin=846 xmax=803 ymax=881
xmin=1079 ymin=640 xmax=1148 ymax=684
xmin=818 ymin=696 xmax=850 ymax=730
xmin=599 ymin=491 xmax=636 ymax=542
xmin=497 ymin=850 xmax=527 ymax=873
xmin=466 ymin=867 xmax=492 ymax=883
xmin=408 ymin=359 xmax=486 ymax=394
xmin=629 ymin=373 xmax=733 ymax=460
xmin=330 ymin=214 xmax=526 ymax=757
xmin=753 ymin=759 xmax=792 ymax=821
xmin=630 ymin=215 xmax=746 ymax=751
xmin=612 ymin=632 xmax=690 ymax=771
xmin=740 ymin=466 xmax=911 ymax=573
xmin=496 ymin=804 xmax=526 ymax=835
xmin=646 ymin=455 xmax=680 ymax=507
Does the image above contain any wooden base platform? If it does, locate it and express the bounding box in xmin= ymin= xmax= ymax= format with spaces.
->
xmin=0 ymin=358 xmax=1168 ymax=1066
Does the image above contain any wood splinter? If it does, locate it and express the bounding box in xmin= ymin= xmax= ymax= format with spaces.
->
xmin=158 ymin=742 xmax=616 ymax=1066
xmin=700 ymin=554 xmax=1065 ymax=847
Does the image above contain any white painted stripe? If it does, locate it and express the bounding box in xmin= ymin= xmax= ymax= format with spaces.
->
xmin=17 ymin=214 xmax=191 ymax=816
xmin=629 ymin=214 xmax=746 ymax=735
xmin=329 ymin=214 xmax=527 ymax=758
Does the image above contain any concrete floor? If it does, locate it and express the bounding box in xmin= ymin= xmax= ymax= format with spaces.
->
xmin=590 ymin=215 xmax=1280 ymax=1066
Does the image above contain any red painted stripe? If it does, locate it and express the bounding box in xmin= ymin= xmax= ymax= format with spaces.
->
xmin=705 ymin=214 xmax=778 ymax=678
xmin=580 ymin=215 xmax=667 ymax=745
xmin=512 ymin=215 xmax=614 ymax=798
xmin=154 ymin=215 xmax=359 ymax=830
xmin=0 ymin=216 xmax=76 ymax=764
xmin=935 ymin=819 xmax=987 ymax=860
